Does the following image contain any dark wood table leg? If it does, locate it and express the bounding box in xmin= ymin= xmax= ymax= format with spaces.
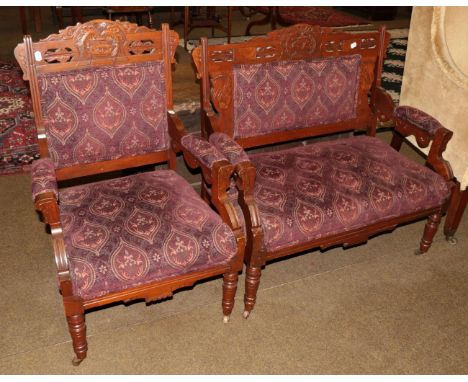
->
xmin=444 ymin=185 xmax=468 ymax=244
xmin=19 ymin=6 xmax=27 ymax=35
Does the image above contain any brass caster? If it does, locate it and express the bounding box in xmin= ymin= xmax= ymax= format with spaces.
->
xmin=243 ymin=310 xmax=250 ymax=319
xmin=72 ymin=357 xmax=84 ymax=366
xmin=223 ymin=315 xmax=230 ymax=324
xmin=414 ymin=249 xmax=424 ymax=256
xmin=446 ymin=236 xmax=458 ymax=245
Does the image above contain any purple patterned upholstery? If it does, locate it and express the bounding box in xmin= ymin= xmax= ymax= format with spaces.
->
xmin=59 ymin=170 xmax=238 ymax=300
xmin=38 ymin=61 xmax=168 ymax=169
xmin=394 ymin=106 xmax=444 ymax=136
xmin=233 ymin=55 xmax=361 ymax=139
xmin=209 ymin=132 xmax=250 ymax=166
xmin=180 ymin=134 xmax=227 ymax=169
xmin=235 ymin=136 xmax=450 ymax=252
xmin=31 ymin=158 xmax=58 ymax=200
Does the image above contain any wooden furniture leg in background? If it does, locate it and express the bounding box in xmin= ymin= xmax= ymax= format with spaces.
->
xmin=183 ymin=6 xmax=232 ymax=50
xmin=444 ymin=185 xmax=468 ymax=244
xmin=104 ymin=7 xmax=153 ymax=28
xmin=19 ymin=6 xmax=42 ymax=35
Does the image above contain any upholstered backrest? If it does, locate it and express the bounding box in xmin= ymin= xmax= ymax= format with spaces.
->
xmin=14 ymin=20 xmax=179 ymax=176
xmin=192 ymin=24 xmax=389 ymax=147
xmin=38 ymin=61 xmax=167 ymax=168
xmin=232 ymin=55 xmax=361 ymax=139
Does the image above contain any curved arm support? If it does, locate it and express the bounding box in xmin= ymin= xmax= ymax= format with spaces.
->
xmin=394 ymin=106 xmax=454 ymax=181
xmin=371 ymin=86 xmax=395 ymax=125
xmin=234 ymin=162 xmax=265 ymax=267
xmin=34 ymin=192 xmax=73 ymax=294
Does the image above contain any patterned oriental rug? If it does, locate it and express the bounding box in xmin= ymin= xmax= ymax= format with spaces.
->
xmin=0 ymin=62 xmax=39 ymax=175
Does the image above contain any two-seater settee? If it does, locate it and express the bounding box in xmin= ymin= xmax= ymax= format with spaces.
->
xmin=191 ymin=24 xmax=455 ymax=317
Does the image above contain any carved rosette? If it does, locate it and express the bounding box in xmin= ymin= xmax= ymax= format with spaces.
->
xmin=277 ymin=24 xmax=319 ymax=60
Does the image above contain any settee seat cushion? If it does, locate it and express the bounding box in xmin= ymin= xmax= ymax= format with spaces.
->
xmin=247 ymin=136 xmax=450 ymax=252
xmin=59 ymin=170 xmax=237 ymax=300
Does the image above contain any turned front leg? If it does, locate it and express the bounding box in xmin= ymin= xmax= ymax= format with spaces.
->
xmin=222 ymin=271 xmax=239 ymax=323
xmin=67 ymin=312 xmax=87 ymax=366
xmin=64 ymin=297 xmax=87 ymax=366
xmin=243 ymin=265 xmax=262 ymax=318
xmin=416 ymin=212 xmax=442 ymax=255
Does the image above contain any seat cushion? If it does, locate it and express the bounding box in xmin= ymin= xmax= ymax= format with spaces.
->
xmin=59 ymin=170 xmax=237 ymax=300
xmin=247 ymin=136 xmax=450 ymax=252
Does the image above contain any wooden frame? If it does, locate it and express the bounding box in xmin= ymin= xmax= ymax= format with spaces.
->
xmin=15 ymin=20 xmax=246 ymax=365
xmin=193 ymin=24 xmax=454 ymax=318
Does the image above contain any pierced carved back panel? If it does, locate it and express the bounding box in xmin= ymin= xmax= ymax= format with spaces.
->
xmin=192 ymin=24 xmax=389 ymax=145
xmin=15 ymin=20 xmax=178 ymax=76
xmin=14 ymin=20 xmax=179 ymax=176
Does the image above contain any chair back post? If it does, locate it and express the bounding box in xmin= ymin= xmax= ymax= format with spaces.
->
xmin=23 ymin=34 xmax=49 ymax=158
xmin=200 ymin=37 xmax=210 ymax=138
xmin=161 ymin=23 xmax=174 ymax=110
xmin=368 ymin=25 xmax=388 ymax=136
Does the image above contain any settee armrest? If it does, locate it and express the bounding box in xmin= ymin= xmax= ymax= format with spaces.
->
xmin=209 ymin=132 xmax=250 ymax=166
xmin=180 ymin=133 xmax=229 ymax=170
xmin=393 ymin=106 xmax=454 ymax=181
xmin=395 ymin=106 xmax=447 ymax=137
xmin=206 ymin=133 xmax=264 ymax=267
xmin=167 ymin=110 xmax=244 ymax=234
xmin=31 ymin=158 xmax=58 ymax=202
xmin=167 ymin=110 xmax=230 ymax=177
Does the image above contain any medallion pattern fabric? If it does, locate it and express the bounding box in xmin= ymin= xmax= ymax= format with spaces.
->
xmin=180 ymin=134 xmax=227 ymax=169
xmin=237 ymin=136 xmax=450 ymax=253
xmin=31 ymin=157 xmax=58 ymax=200
xmin=209 ymin=132 xmax=250 ymax=165
xmin=0 ymin=62 xmax=39 ymax=174
xmin=233 ymin=55 xmax=361 ymax=139
xmin=38 ymin=61 xmax=169 ymax=169
xmin=59 ymin=170 xmax=238 ymax=300
xmin=394 ymin=106 xmax=444 ymax=136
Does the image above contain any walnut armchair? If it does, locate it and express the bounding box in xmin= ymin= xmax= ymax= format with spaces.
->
xmin=15 ymin=20 xmax=245 ymax=365
xmin=192 ymin=24 xmax=454 ymax=318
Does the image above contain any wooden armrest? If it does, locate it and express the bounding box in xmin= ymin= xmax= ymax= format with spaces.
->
xmin=394 ymin=106 xmax=454 ymax=181
xmin=167 ymin=110 xmax=231 ymax=183
xmin=167 ymin=110 xmax=244 ymax=234
xmin=209 ymin=132 xmax=250 ymax=166
xmin=31 ymin=158 xmax=58 ymax=202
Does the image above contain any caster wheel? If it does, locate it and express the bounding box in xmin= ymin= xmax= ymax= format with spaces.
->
xmin=446 ymin=236 xmax=458 ymax=245
xmin=243 ymin=310 xmax=250 ymax=319
xmin=223 ymin=315 xmax=230 ymax=324
xmin=414 ymin=249 xmax=424 ymax=256
xmin=72 ymin=357 xmax=84 ymax=366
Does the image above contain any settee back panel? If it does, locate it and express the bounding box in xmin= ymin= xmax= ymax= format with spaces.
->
xmin=193 ymin=24 xmax=389 ymax=146
xmin=232 ymin=55 xmax=361 ymax=139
